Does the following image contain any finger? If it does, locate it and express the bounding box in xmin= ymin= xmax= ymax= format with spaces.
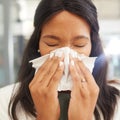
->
xmin=29 ymin=57 xmax=51 ymax=88
xmin=37 ymin=55 xmax=64 ymax=82
xmin=29 ymin=56 xmax=61 ymax=88
xmin=77 ymin=60 xmax=97 ymax=87
xmin=38 ymin=58 xmax=62 ymax=87
xmin=69 ymin=60 xmax=82 ymax=91
xmin=69 ymin=59 xmax=89 ymax=98
xmin=74 ymin=58 xmax=89 ymax=88
xmin=69 ymin=56 xmax=84 ymax=81
xmin=48 ymin=61 xmax=64 ymax=91
xmin=70 ymin=58 xmax=88 ymax=89
xmin=77 ymin=60 xmax=99 ymax=98
xmin=73 ymin=58 xmax=85 ymax=79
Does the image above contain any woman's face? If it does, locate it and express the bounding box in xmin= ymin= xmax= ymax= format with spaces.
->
xmin=39 ymin=11 xmax=91 ymax=56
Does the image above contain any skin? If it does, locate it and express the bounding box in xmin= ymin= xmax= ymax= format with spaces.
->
xmin=29 ymin=11 xmax=99 ymax=120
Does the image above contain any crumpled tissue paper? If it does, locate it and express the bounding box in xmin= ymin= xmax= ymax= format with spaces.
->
xmin=29 ymin=47 xmax=97 ymax=91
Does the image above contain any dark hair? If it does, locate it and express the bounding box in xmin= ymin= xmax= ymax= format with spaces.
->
xmin=9 ymin=0 xmax=120 ymax=120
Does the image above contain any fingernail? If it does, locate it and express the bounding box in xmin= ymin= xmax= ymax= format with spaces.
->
xmin=50 ymin=52 xmax=54 ymax=58
xmin=55 ymin=52 xmax=65 ymax=60
xmin=70 ymin=60 xmax=74 ymax=66
xmin=78 ymin=56 xmax=82 ymax=61
xmin=59 ymin=61 xmax=64 ymax=67
xmin=55 ymin=51 xmax=63 ymax=57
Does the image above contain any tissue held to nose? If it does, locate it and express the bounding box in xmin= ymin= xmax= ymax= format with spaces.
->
xmin=30 ymin=47 xmax=97 ymax=91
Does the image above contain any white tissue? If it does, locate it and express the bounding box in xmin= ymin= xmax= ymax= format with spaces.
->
xmin=29 ymin=47 xmax=97 ymax=91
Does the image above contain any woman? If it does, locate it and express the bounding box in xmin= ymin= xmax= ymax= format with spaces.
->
xmin=0 ymin=0 xmax=120 ymax=120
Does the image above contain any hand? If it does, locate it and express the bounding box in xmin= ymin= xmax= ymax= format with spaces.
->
xmin=29 ymin=56 xmax=64 ymax=120
xmin=68 ymin=58 xmax=99 ymax=120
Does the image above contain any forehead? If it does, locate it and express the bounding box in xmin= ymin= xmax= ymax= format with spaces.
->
xmin=41 ymin=11 xmax=91 ymax=34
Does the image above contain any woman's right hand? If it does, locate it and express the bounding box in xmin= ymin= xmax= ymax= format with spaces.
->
xmin=29 ymin=55 xmax=64 ymax=120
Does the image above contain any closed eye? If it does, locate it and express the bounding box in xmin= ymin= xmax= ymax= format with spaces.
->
xmin=46 ymin=43 xmax=59 ymax=47
xmin=74 ymin=44 xmax=86 ymax=47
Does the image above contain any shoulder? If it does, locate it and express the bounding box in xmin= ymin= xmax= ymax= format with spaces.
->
xmin=0 ymin=83 xmax=20 ymax=99
xmin=0 ymin=83 xmax=20 ymax=119
xmin=0 ymin=83 xmax=17 ymax=93
xmin=0 ymin=83 xmax=36 ymax=120
xmin=0 ymin=83 xmax=20 ymax=105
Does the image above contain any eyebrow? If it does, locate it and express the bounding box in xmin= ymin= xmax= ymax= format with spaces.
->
xmin=42 ymin=35 xmax=89 ymax=41
xmin=72 ymin=35 xmax=89 ymax=41
xmin=42 ymin=35 xmax=61 ymax=41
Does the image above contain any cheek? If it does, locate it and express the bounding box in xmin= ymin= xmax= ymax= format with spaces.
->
xmin=86 ymin=43 xmax=92 ymax=56
xmin=39 ymin=41 xmax=49 ymax=56
xmin=74 ymin=43 xmax=92 ymax=56
xmin=85 ymin=45 xmax=92 ymax=56
xmin=85 ymin=43 xmax=92 ymax=56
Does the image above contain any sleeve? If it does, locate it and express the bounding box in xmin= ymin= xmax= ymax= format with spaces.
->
xmin=0 ymin=84 xmax=14 ymax=119
xmin=0 ymin=84 xmax=36 ymax=120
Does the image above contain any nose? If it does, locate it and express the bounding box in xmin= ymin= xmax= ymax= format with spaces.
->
xmin=61 ymin=43 xmax=72 ymax=48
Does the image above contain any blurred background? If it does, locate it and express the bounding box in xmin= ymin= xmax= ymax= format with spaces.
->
xmin=0 ymin=0 xmax=120 ymax=87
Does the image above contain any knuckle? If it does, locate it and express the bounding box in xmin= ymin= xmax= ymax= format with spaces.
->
xmin=73 ymin=75 xmax=79 ymax=81
xmin=54 ymin=59 xmax=59 ymax=65
xmin=52 ymin=75 xmax=58 ymax=81
xmin=46 ymin=69 xmax=51 ymax=75
xmin=40 ymin=65 xmax=46 ymax=72
xmin=94 ymin=86 xmax=100 ymax=94
xmin=82 ymin=90 xmax=90 ymax=98
xmin=29 ymin=82 xmax=32 ymax=89
xmin=90 ymin=85 xmax=100 ymax=96
xmin=29 ymin=86 xmax=36 ymax=94
xmin=57 ymin=67 xmax=63 ymax=73
xmin=40 ymin=89 xmax=51 ymax=98
xmin=29 ymin=82 xmax=35 ymax=92
xmin=38 ymin=87 xmax=46 ymax=96
xmin=29 ymin=78 xmax=35 ymax=89
xmin=94 ymin=85 xmax=99 ymax=93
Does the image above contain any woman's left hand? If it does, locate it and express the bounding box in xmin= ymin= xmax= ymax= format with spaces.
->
xmin=68 ymin=58 xmax=99 ymax=120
